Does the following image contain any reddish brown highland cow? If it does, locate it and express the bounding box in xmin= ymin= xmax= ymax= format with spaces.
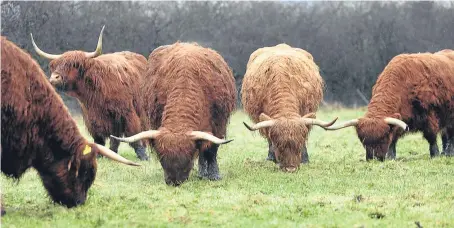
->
xmin=111 ymin=42 xmax=236 ymax=186
xmin=30 ymin=26 xmax=149 ymax=160
xmin=326 ymin=49 xmax=454 ymax=160
xmin=1 ymin=36 xmax=139 ymax=215
xmin=241 ymin=44 xmax=337 ymax=172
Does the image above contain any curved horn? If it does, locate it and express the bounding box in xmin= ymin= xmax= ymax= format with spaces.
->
xmin=30 ymin=33 xmax=62 ymax=60
xmin=301 ymin=112 xmax=316 ymax=119
xmin=95 ymin=144 xmax=140 ymax=166
xmin=243 ymin=120 xmax=276 ymax=131
xmin=189 ymin=131 xmax=233 ymax=145
xmin=301 ymin=117 xmax=338 ymax=128
xmin=85 ymin=25 xmax=105 ymax=58
xmin=110 ymin=130 xmax=160 ymax=143
xmin=384 ymin=117 xmax=409 ymax=131
xmin=324 ymin=119 xmax=359 ymax=130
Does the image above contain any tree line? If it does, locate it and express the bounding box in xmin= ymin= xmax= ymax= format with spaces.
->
xmin=2 ymin=1 xmax=453 ymax=109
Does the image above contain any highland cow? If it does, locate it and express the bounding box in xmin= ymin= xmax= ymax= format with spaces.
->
xmin=1 ymin=36 xmax=139 ymax=215
xmin=30 ymin=26 xmax=149 ymax=160
xmin=326 ymin=49 xmax=454 ymax=160
xmin=241 ymin=44 xmax=337 ymax=172
xmin=111 ymin=42 xmax=236 ymax=186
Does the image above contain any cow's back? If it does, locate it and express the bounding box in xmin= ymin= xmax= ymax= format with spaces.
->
xmin=367 ymin=52 xmax=454 ymax=131
xmin=144 ymin=43 xmax=236 ymax=128
xmin=242 ymin=44 xmax=323 ymax=123
xmin=95 ymin=51 xmax=147 ymax=84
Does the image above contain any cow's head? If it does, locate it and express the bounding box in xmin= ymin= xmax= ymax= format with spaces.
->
xmin=40 ymin=143 xmax=139 ymax=208
xmin=324 ymin=114 xmax=408 ymax=161
xmin=243 ymin=113 xmax=337 ymax=172
xmin=30 ymin=26 xmax=104 ymax=94
xmin=110 ymin=129 xmax=232 ymax=186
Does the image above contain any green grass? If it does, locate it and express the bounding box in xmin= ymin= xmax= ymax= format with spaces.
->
xmin=2 ymin=108 xmax=454 ymax=227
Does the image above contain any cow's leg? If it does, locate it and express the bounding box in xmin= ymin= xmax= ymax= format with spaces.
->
xmin=108 ymin=122 xmax=122 ymax=153
xmin=109 ymin=138 xmax=120 ymax=153
xmin=301 ymin=144 xmax=309 ymax=164
xmin=93 ymin=135 xmax=106 ymax=146
xmin=423 ymin=131 xmax=440 ymax=158
xmin=386 ymin=138 xmax=398 ymax=159
xmin=266 ymin=140 xmax=277 ymax=163
xmin=94 ymin=135 xmax=106 ymax=158
xmin=198 ymin=152 xmax=208 ymax=178
xmin=124 ymin=113 xmax=149 ymax=161
xmin=444 ymin=128 xmax=454 ymax=156
xmin=200 ymin=144 xmax=221 ymax=181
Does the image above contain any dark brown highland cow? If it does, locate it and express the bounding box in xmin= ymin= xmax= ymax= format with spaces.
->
xmin=1 ymin=36 xmax=139 ymax=215
xmin=30 ymin=26 xmax=149 ymax=160
xmin=111 ymin=42 xmax=236 ymax=186
xmin=241 ymin=44 xmax=337 ymax=172
xmin=326 ymin=49 xmax=454 ymax=160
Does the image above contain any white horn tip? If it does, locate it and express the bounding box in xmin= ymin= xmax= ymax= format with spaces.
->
xmin=128 ymin=162 xmax=141 ymax=167
xmin=328 ymin=117 xmax=339 ymax=126
xmin=221 ymin=139 xmax=234 ymax=144
xmin=243 ymin=122 xmax=255 ymax=131
xmin=30 ymin=33 xmax=36 ymax=44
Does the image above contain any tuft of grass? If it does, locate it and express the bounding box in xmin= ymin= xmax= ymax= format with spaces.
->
xmin=2 ymin=109 xmax=453 ymax=227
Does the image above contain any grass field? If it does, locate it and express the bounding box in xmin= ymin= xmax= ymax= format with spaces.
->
xmin=2 ymin=108 xmax=454 ymax=227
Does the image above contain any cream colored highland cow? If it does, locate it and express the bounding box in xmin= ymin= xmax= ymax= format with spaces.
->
xmin=242 ymin=44 xmax=337 ymax=172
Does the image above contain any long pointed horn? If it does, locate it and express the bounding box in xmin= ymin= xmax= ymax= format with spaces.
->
xmin=30 ymin=33 xmax=62 ymax=60
xmin=301 ymin=112 xmax=316 ymax=119
xmin=189 ymin=131 xmax=233 ymax=145
xmin=95 ymin=144 xmax=140 ymax=166
xmin=85 ymin=25 xmax=105 ymax=58
xmin=384 ymin=118 xmax=409 ymax=131
xmin=110 ymin=130 xmax=160 ymax=143
xmin=324 ymin=119 xmax=359 ymax=130
xmin=301 ymin=117 xmax=338 ymax=128
xmin=243 ymin=120 xmax=276 ymax=131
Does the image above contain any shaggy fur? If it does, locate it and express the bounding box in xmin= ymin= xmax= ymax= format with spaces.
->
xmin=354 ymin=50 xmax=454 ymax=160
xmin=241 ymin=44 xmax=324 ymax=170
xmin=143 ymin=42 xmax=236 ymax=185
xmin=1 ymin=36 xmax=100 ymax=213
xmin=48 ymin=51 xmax=149 ymax=160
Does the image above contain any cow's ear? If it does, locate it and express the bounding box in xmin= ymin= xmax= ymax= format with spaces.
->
xmin=259 ymin=113 xmax=272 ymax=122
xmin=390 ymin=113 xmax=402 ymax=120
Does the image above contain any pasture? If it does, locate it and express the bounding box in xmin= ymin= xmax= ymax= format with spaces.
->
xmin=2 ymin=108 xmax=453 ymax=227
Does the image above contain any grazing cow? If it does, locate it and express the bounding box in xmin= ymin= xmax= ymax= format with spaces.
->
xmin=326 ymin=49 xmax=454 ymax=160
xmin=111 ymin=42 xmax=236 ymax=186
xmin=1 ymin=36 xmax=139 ymax=215
xmin=30 ymin=26 xmax=149 ymax=160
xmin=241 ymin=44 xmax=337 ymax=172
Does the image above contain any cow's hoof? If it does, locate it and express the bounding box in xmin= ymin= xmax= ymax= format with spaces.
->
xmin=206 ymin=174 xmax=222 ymax=181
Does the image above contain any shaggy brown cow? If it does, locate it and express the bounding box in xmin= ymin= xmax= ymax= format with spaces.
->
xmin=111 ymin=42 xmax=236 ymax=186
xmin=1 ymin=36 xmax=139 ymax=215
xmin=326 ymin=49 xmax=454 ymax=160
xmin=30 ymin=26 xmax=149 ymax=160
xmin=241 ymin=44 xmax=337 ymax=172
